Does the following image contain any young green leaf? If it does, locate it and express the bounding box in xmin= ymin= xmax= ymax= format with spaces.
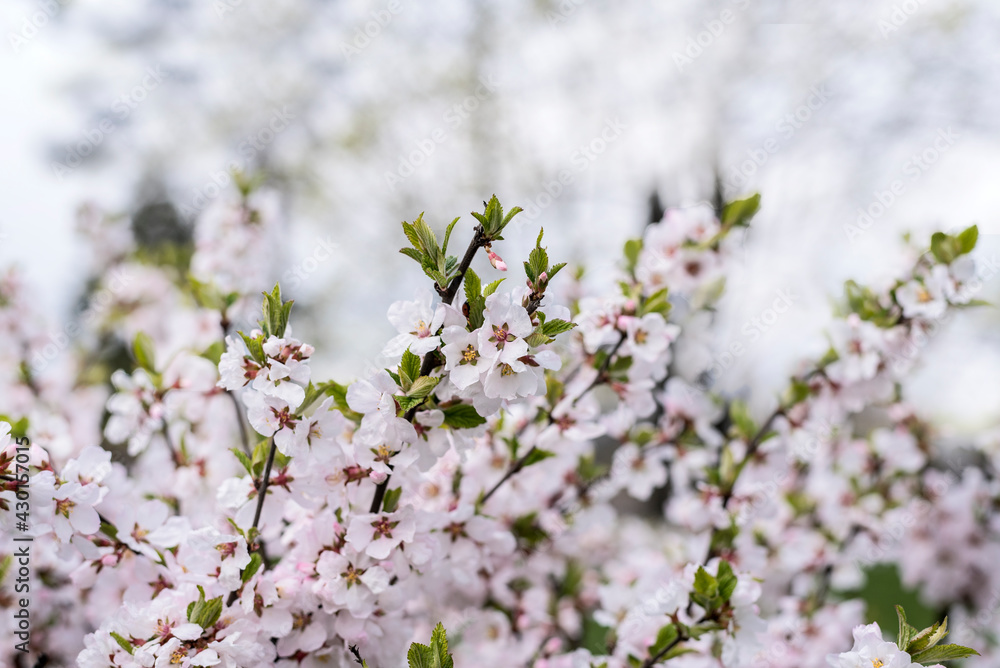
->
xmin=110 ymin=632 xmax=135 ymax=655
xmin=429 ymin=622 xmax=455 ymax=668
xmin=442 ymin=404 xmax=487 ymax=429
xmin=382 ymin=487 xmax=403 ymax=513
xmin=133 ymin=332 xmax=156 ymax=371
xmin=693 ymin=566 xmax=718 ymax=598
xmin=910 ymin=644 xmax=979 ymax=664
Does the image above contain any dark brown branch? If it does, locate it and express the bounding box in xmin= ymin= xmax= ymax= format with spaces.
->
xmin=369 ymin=225 xmax=489 ymax=513
xmin=227 ymin=437 xmax=276 ymax=606
xmin=228 ymin=390 xmax=251 ymax=455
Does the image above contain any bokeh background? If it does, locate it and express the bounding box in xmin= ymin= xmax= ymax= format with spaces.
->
xmin=3 ymin=0 xmax=1000 ymax=436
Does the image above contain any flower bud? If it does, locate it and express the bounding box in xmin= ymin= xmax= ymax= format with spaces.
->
xmin=488 ymin=250 xmax=507 ymax=272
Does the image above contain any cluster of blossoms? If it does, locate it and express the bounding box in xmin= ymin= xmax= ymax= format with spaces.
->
xmin=0 ymin=190 xmax=992 ymax=668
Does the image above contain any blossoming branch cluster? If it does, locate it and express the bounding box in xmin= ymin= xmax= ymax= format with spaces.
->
xmin=0 ymin=189 xmax=990 ymax=668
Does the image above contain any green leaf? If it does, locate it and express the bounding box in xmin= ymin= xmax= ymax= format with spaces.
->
xmin=483 ymin=278 xmax=505 ymax=297
xmin=400 ymin=348 xmax=422 ymax=389
xmin=442 ymin=403 xmax=487 ymax=429
xmin=407 ymin=376 xmax=440 ymax=402
xmin=641 ymin=287 xmax=671 ymax=316
xmin=693 ymin=566 xmax=718 ymax=598
xmin=524 ymin=332 xmax=549 ymax=347
xmin=896 ymin=605 xmax=917 ymax=650
xmin=401 ymin=220 xmax=422 ymax=251
xmin=110 ymin=631 xmax=135 ymax=655
xmin=930 ymin=232 xmax=956 ymax=264
xmin=956 ymin=224 xmax=979 ymax=255
xmin=202 ymin=340 xmax=225 ymax=365
xmin=464 ymin=268 xmax=482 ymax=300
xmin=400 ymin=247 xmax=425 ymax=264
xmin=907 ymin=618 xmax=947 ymax=654
xmin=187 ymin=585 xmax=207 ymax=623
xmin=430 ymin=622 xmax=454 ymax=668
xmin=442 ymin=217 xmax=460 ymax=255
xmin=382 ymin=487 xmax=403 ymax=513
xmin=721 ymin=193 xmax=761 ymax=229
xmin=729 ymin=400 xmax=756 ymax=441
xmin=320 ymin=381 xmax=362 ymax=423
xmin=397 ymin=394 xmax=428 ymax=413
xmin=910 ymin=644 xmax=979 ymax=663
xmin=133 ymin=332 xmax=156 ymax=371
xmin=231 ymin=448 xmax=253 ymax=476
xmin=511 ymin=512 xmax=549 ymax=549
xmin=241 ymin=552 xmax=263 ymax=584
xmin=407 ymin=642 xmax=434 ymax=668
xmin=624 ymin=238 xmax=643 ymax=275
xmin=649 ymin=623 xmax=678 ymax=657
xmin=527 ymin=243 xmax=549 ymax=283
xmin=239 ymin=331 xmax=266 ymax=364
xmin=196 ymin=594 xmax=223 ymax=629
xmin=539 ymin=318 xmax=577 ymax=338
xmin=521 ymin=448 xmax=556 ymax=468
xmin=717 ymin=560 xmax=738 ymax=601
xmin=412 ymin=215 xmax=441 ymax=263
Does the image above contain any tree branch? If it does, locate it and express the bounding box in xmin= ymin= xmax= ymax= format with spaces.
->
xmin=369 ymin=225 xmax=488 ymax=513
xmin=227 ymin=437 xmax=276 ymax=605
xmin=228 ymin=390 xmax=251 ymax=455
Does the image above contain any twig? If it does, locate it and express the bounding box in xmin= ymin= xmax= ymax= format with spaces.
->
xmin=227 ymin=390 xmax=252 ymax=455
xmin=573 ymin=332 xmax=626 ymax=406
xmin=161 ymin=426 xmax=181 ymax=466
xmin=227 ymin=437 xmax=276 ymax=606
xmin=479 ymin=333 xmax=627 ymax=506
xmin=717 ymin=406 xmax=783 ymax=510
xmin=640 ymin=629 xmax=686 ymax=667
xmin=369 ymin=226 xmax=488 ymax=513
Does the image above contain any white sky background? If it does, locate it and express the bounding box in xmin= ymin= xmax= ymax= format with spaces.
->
xmin=1 ymin=0 xmax=1000 ymax=434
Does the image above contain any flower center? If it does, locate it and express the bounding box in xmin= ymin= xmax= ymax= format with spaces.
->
xmin=373 ymin=444 xmax=393 ymax=464
xmin=56 ymin=498 xmax=76 ymax=518
xmin=412 ymin=320 xmax=431 ymax=338
xmin=872 ymin=661 xmax=885 ymax=668
xmin=499 ymin=362 xmax=515 ymax=377
xmin=371 ymin=516 xmax=397 ymax=538
xmin=292 ymin=612 xmax=310 ymax=631
xmin=634 ymin=329 xmax=648 ymax=344
xmin=490 ymin=323 xmax=514 ymax=349
xmin=916 ymin=287 xmax=932 ymax=303
xmin=461 ymin=345 xmax=479 ymax=365
xmin=342 ymin=563 xmax=364 ymax=587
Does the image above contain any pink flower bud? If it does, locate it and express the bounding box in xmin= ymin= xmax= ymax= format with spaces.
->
xmin=488 ymin=250 xmax=507 ymax=272
xmin=370 ymin=470 xmax=388 ymax=484
xmin=101 ymin=554 xmax=119 ymax=567
xmin=538 ymin=271 xmax=548 ymax=284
